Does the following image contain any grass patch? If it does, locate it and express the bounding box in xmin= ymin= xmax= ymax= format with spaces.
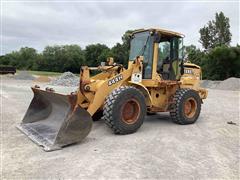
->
xmin=16 ymin=70 xmax=80 ymax=76
xmin=24 ymin=70 xmax=62 ymax=76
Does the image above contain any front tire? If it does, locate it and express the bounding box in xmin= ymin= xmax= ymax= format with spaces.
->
xmin=103 ymin=86 xmax=146 ymax=134
xmin=170 ymin=89 xmax=201 ymax=125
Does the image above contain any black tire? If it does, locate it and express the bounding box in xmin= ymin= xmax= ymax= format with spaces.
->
xmin=103 ymin=86 xmax=146 ymax=134
xmin=170 ymin=88 xmax=201 ymax=125
xmin=92 ymin=110 xmax=103 ymax=121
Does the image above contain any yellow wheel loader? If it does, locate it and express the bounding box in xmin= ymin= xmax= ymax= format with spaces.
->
xmin=18 ymin=28 xmax=207 ymax=151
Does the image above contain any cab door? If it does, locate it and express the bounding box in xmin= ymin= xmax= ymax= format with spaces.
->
xmin=157 ymin=37 xmax=183 ymax=80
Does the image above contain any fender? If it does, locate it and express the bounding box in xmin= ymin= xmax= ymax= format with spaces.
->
xmin=128 ymin=81 xmax=152 ymax=107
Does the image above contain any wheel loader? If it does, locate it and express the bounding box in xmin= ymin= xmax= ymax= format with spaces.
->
xmin=18 ymin=28 xmax=208 ymax=151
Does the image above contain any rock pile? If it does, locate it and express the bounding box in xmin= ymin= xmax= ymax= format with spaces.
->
xmin=201 ymin=77 xmax=240 ymax=91
xmin=49 ymin=72 xmax=79 ymax=86
xmin=200 ymin=80 xmax=221 ymax=89
xmin=216 ymin=77 xmax=240 ymax=91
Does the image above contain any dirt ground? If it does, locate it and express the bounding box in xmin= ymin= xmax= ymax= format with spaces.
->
xmin=1 ymin=77 xmax=239 ymax=179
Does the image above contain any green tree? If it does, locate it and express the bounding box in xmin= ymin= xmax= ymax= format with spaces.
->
xmin=32 ymin=53 xmax=44 ymax=71
xmin=215 ymin=12 xmax=232 ymax=46
xmin=41 ymin=45 xmax=85 ymax=72
xmin=0 ymin=47 xmax=38 ymax=69
xmin=61 ymin=45 xmax=85 ymax=72
xmin=41 ymin=46 xmax=62 ymax=72
xmin=85 ymin=44 xmax=110 ymax=67
xmin=0 ymin=55 xmax=11 ymax=65
xmin=111 ymin=43 xmax=128 ymax=66
xmin=4 ymin=51 xmax=21 ymax=67
xmin=121 ymin=30 xmax=134 ymax=50
xmin=199 ymin=21 xmax=215 ymax=50
xmin=199 ymin=11 xmax=232 ymax=50
xmin=18 ymin=47 xmax=38 ymax=69
xmin=184 ymin=45 xmax=205 ymax=66
xmin=109 ymin=30 xmax=134 ymax=67
xmin=202 ymin=46 xmax=240 ymax=80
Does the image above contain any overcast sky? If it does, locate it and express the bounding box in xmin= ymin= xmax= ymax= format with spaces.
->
xmin=1 ymin=1 xmax=239 ymax=55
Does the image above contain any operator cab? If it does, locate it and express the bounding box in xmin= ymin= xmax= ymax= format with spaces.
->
xmin=129 ymin=28 xmax=184 ymax=80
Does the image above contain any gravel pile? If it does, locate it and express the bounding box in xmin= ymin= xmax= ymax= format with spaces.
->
xmin=200 ymin=80 xmax=221 ymax=89
xmin=49 ymin=72 xmax=79 ymax=86
xmin=13 ymin=71 xmax=35 ymax=80
xmin=217 ymin=77 xmax=240 ymax=91
xmin=201 ymin=77 xmax=240 ymax=91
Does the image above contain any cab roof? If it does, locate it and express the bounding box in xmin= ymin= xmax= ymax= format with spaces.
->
xmin=132 ymin=28 xmax=184 ymax=38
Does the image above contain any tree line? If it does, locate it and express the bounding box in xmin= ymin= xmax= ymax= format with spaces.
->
xmin=0 ymin=30 xmax=132 ymax=73
xmin=0 ymin=12 xmax=239 ymax=80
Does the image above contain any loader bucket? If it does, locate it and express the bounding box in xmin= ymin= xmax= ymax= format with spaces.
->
xmin=17 ymin=88 xmax=92 ymax=151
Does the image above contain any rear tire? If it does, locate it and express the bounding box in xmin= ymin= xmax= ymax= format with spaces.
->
xmin=170 ymin=89 xmax=201 ymax=125
xmin=103 ymin=86 xmax=146 ymax=134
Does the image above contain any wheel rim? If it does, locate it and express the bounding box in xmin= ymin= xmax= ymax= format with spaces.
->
xmin=184 ymin=97 xmax=197 ymax=118
xmin=121 ymin=98 xmax=140 ymax=124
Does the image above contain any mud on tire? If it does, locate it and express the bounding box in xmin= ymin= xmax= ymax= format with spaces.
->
xmin=170 ymin=88 xmax=201 ymax=125
xmin=103 ymin=86 xmax=146 ymax=134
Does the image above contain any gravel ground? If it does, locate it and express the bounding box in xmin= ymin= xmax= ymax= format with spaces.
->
xmin=1 ymin=77 xmax=239 ymax=179
xmin=11 ymin=71 xmax=36 ymax=80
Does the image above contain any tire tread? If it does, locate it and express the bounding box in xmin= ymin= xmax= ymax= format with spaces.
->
xmin=170 ymin=88 xmax=201 ymax=125
xmin=103 ymin=86 xmax=144 ymax=134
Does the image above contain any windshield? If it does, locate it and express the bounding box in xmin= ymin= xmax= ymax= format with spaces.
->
xmin=129 ymin=31 xmax=150 ymax=60
xmin=129 ymin=31 xmax=154 ymax=79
